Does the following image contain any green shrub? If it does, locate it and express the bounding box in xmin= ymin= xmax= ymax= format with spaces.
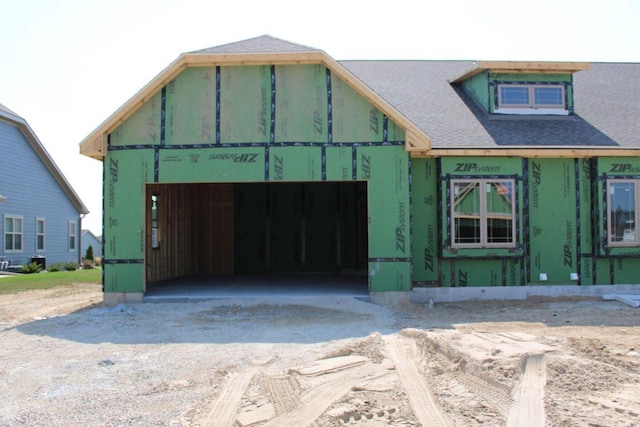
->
xmin=47 ymin=263 xmax=63 ymax=272
xmin=63 ymin=262 xmax=78 ymax=271
xmin=20 ymin=262 xmax=43 ymax=274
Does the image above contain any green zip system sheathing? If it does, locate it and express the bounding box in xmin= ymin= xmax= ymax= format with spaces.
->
xmin=594 ymin=157 xmax=640 ymax=284
xmin=528 ymin=158 xmax=578 ymax=285
xmin=411 ymin=158 xmax=439 ymax=285
xmin=102 ymin=63 xmax=410 ymax=295
xmin=408 ymin=155 xmax=640 ymax=289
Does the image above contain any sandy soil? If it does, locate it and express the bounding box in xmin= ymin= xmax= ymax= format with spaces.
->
xmin=0 ymin=283 xmax=639 ymax=426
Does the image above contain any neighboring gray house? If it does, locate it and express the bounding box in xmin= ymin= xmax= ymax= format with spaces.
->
xmin=81 ymin=229 xmax=102 ymax=259
xmin=1 ymin=103 xmax=88 ymax=270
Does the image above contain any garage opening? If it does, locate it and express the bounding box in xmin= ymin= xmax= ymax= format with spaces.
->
xmin=145 ymin=182 xmax=368 ymax=291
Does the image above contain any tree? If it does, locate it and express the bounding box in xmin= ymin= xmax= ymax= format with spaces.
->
xmin=85 ymin=245 xmax=94 ymax=261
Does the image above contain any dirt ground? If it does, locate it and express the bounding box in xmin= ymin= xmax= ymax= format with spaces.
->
xmin=0 ymin=283 xmax=639 ymax=426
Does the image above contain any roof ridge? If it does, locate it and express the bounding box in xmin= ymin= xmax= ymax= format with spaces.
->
xmin=190 ymin=35 xmax=320 ymax=55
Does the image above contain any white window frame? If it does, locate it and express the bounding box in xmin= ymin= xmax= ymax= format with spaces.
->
xmin=451 ymin=179 xmax=517 ymax=248
xmin=607 ymin=179 xmax=640 ymax=247
xmin=496 ymin=84 xmax=567 ymax=115
xmin=4 ymin=215 xmax=24 ymax=253
xmin=36 ymin=217 xmax=45 ymax=252
xmin=68 ymin=221 xmax=77 ymax=251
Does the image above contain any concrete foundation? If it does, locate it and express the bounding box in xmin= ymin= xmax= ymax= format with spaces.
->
xmin=103 ymin=292 xmax=144 ymax=306
xmin=411 ymin=284 xmax=640 ymax=304
xmin=369 ymin=291 xmax=412 ymax=308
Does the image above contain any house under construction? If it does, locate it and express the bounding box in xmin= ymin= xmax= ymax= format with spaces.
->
xmin=79 ymin=36 xmax=640 ymax=304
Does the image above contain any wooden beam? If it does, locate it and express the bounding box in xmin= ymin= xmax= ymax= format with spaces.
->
xmin=452 ymin=61 xmax=590 ymax=83
xmin=79 ymin=134 xmax=107 ymax=160
xmin=481 ymin=61 xmax=590 ymax=73
xmin=183 ymin=51 xmax=327 ymax=66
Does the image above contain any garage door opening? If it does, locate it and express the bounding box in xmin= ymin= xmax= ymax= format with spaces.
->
xmin=144 ymin=182 xmax=368 ymax=293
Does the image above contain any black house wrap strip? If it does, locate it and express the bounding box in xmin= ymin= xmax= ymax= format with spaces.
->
xmin=352 ymin=145 xmax=357 ymax=181
xmin=103 ymin=259 xmax=144 ymax=265
xmin=326 ymin=68 xmax=332 ymax=144
xmin=321 ymin=146 xmax=327 ymax=181
xmin=436 ymin=158 xmax=443 ymax=286
xmin=591 ymin=158 xmax=598 ymax=283
xmin=575 ymin=159 xmax=581 ymax=284
xmin=160 ymin=86 xmax=166 ymax=146
xmin=216 ymin=66 xmax=221 ymax=145
xmin=522 ymin=159 xmax=530 ymax=283
xmin=154 ymin=148 xmax=159 ymax=183
xmin=383 ymin=115 xmax=388 ymax=142
xmin=265 ymin=65 xmax=277 ymax=181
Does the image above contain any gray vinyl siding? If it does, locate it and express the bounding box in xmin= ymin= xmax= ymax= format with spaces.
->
xmin=0 ymin=120 xmax=82 ymax=267
xmin=81 ymin=231 xmax=102 ymax=258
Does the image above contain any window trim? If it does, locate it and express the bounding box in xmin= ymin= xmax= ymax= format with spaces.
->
xmin=607 ymin=179 xmax=639 ymax=247
xmin=4 ymin=215 xmax=24 ymax=253
xmin=36 ymin=217 xmax=45 ymax=252
xmin=68 ymin=220 xmax=77 ymax=252
xmin=450 ymin=178 xmax=517 ymax=249
xmin=496 ymin=84 xmax=566 ymax=114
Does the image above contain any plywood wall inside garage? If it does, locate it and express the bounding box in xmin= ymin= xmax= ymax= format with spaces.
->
xmin=145 ymin=183 xmax=234 ymax=282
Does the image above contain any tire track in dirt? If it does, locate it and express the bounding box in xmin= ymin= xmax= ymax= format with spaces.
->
xmin=450 ymin=364 xmax=513 ymax=418
xmin=262 ymin=374 xmax=301 ymax=414
xmin=411 ymin=330 xmax=514 ymax=419
xmin=202 ymin=369 xmax=257 ymax=427
xmin=261 ymin=363 xmax=379 ymax=427
xmin=384 ymin=334 xmax=454 ymax=427
xmin=507 ymin=354 xmax=546 ymax=427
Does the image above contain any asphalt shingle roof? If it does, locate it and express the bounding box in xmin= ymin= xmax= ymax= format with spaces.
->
xmin=192 ymin=35 xmax=319 ymax=54
xmin=341 ymin=60 xmax=640 ymax=149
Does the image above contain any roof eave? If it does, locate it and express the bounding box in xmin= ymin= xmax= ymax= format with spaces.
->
xmin=412 ymin=146 xmax=640 ymax=158
xmin=452 ymin=61 xmax=591 ymax=83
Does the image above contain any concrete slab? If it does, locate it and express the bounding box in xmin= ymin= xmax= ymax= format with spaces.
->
xmin=412 ymin=284 xmax=640 ymax=303
xmin=602 ymin=294 xmax=640 ymax=308
xmin=143 ymin=274 xmax=369 ymax=303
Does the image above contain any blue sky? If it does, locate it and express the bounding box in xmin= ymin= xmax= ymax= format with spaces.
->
xmin=1 ymin=0 xmax=639 ymax=234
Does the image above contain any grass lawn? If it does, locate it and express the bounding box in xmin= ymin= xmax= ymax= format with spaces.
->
xmin=0 ymin=269 xmax=101 ymax=294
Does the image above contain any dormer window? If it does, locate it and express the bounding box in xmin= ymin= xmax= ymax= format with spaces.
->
xmin=453 ymin=62 xmax=587 ymax=117
xmin=495 ymin=83 xmax=568 ymax=116
xmin=498 ymin=84 xmax=565 ymax=109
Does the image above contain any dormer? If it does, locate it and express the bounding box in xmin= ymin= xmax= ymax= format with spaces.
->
xmin=452 ymin=61 xmax=589 ymax=116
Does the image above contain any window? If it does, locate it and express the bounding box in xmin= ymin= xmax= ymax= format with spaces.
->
xmin=608 ymin=180 xmax=639 ymax=246
xmin=498 ymin=84 xmax=565 ymax=109
xmin=4 ymin=215 xmax=23 ymax=252
xmin=451 ymin=179 xmax=516 ymax=248
xmin=69 ymin=221 xmax=76 ymax=251
xmin=36 ymin=218 xmax=45 ymax=251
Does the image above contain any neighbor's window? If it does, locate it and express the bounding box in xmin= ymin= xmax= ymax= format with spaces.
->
xmin=36 ymin=218 xmax=45 ymax=251
xmin=451 ymin=179 xmax=516 ymax=248
xmin=4 ymin=215 xmax=23 ymax=252
xmin=608 ymin=180 xmax=639 ymax=246
xmin=69 ymin=221 xmax=77 ymax=251
xmin=498 ymin=84 xmax=565 ymax=109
